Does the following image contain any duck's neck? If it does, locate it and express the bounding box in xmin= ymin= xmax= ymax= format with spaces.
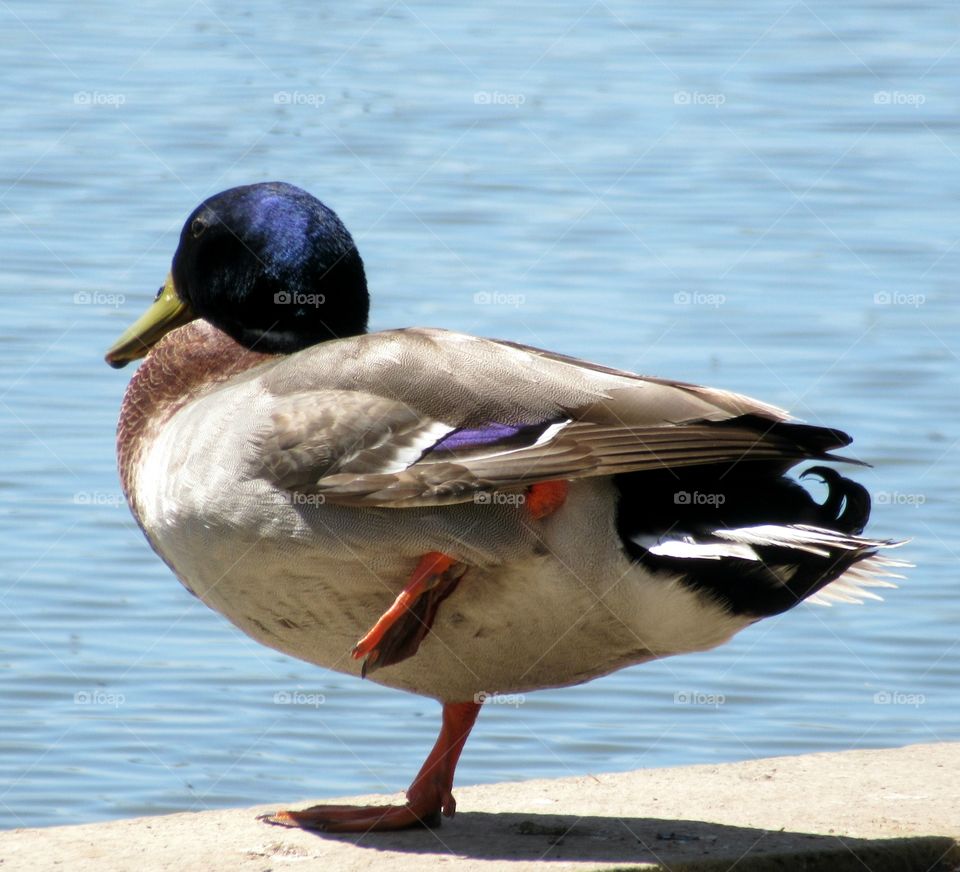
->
xmin=116 ymin=321 xmax=274 ymax=506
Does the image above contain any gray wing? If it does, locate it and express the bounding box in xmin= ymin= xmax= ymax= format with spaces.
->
xmin=253 ymin=328 xmax=853 ymax=507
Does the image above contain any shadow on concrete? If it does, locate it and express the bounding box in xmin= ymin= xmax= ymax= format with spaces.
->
xmin=297 ymin=811 xmax=958 ymax=871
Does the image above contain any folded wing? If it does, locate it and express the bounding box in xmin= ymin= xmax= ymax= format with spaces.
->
xmin=254 ymin=328 xmax=859 ymax=507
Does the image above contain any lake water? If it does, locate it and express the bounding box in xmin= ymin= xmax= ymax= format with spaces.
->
xmin=1 ymin=0 xmax=957 ymax=830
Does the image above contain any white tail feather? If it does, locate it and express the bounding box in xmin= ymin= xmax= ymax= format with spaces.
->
xmin=807 ymin=547 xmax=910 ymax=607
xmin=640 ymin=524 xmax=910 ymax=608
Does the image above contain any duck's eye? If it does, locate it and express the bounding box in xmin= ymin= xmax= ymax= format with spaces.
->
xmin=190 ymin=218 xmax=206 ymax=239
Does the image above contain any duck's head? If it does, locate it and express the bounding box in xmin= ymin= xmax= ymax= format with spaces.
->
xmin=105 ymin=182 xmax=368 ymax=368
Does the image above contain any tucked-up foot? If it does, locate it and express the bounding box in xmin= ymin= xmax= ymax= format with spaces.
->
xmin=352 ymin=551 xmax=467 ymax=674
xmin=526 ymin=480 xmax=569 ymax=520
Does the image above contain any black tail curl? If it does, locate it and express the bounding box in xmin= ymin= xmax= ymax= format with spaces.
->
xmin=614 ymin=455 xmax=877 ymax=619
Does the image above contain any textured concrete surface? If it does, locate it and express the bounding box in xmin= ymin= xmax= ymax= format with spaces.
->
xmin=1 ymin=742 xmax=957 ymax=871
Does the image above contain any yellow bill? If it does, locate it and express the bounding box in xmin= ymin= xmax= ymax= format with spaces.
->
xmin=105 ymin=273 xmax=196 ymax=368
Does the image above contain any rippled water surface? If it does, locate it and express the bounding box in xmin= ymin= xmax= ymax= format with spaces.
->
xmin=1 ymin=0 xmax=957 ymax=830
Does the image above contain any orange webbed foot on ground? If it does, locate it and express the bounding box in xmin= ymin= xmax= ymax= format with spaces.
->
xmin=259 ymin=701 xmax=481 ymax=833
xmin=259 ymin=796 xmax=444 ymax=832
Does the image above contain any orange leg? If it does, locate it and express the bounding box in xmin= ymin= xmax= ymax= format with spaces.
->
xmin=526 ymin=480 xmax=570 ymax=520
xmin=352 ymin=552 xmax=466 ymax=674
xmin=260 ymin=700 xmax=482 ymax=832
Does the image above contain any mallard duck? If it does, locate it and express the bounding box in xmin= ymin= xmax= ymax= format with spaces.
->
xmin=105 ymin=181 xmax=903 ymax=833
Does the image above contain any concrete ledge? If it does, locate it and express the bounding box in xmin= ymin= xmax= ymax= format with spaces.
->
xmin=2 ymin=742 xmax=957 ymax=871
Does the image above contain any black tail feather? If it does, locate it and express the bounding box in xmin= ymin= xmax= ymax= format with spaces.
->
xmin=800 ymin=466 xmax=871 ymax=535
xmin=708 ymin=414 xmax=853 ymax=455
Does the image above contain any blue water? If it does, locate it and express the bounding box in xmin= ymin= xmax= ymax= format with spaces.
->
xmin=1 ymin=0 xmax=957 ymax=830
